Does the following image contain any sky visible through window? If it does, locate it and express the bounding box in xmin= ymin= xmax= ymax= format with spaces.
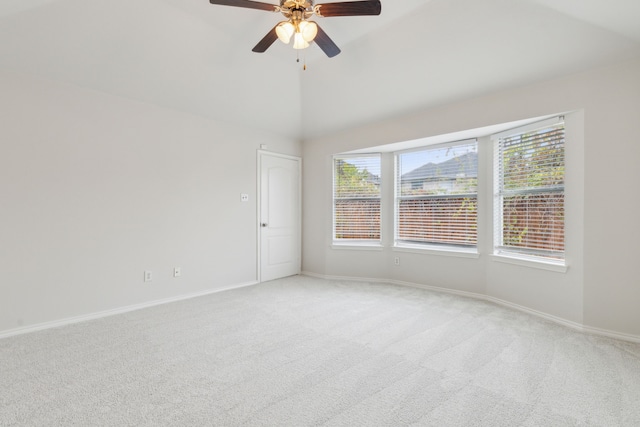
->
xmin=399 ymin=144 xmax=478 ymax=176
xmin=339 ymin=143 xmax=477 ymax=178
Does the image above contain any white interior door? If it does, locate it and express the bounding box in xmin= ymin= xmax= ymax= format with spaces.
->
xmin=259 ymin=152 xmax=301 ymax=282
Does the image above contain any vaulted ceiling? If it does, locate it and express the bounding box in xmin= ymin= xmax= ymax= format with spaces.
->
xmin=2 ymin=0 xmax=639 ymax=140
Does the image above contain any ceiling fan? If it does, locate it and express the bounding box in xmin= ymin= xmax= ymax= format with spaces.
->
xmin=208 ymin=0 xmax=382 ymax=58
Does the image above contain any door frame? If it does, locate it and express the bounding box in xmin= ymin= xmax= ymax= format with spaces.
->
xmin=256 ymin=150 xmax=302 ymax=283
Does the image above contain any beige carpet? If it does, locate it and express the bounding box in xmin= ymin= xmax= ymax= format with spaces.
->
xmin=1 ymin=275 xmax=639 ymax=426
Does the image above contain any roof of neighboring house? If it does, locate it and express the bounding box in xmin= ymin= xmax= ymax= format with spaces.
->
xmin=365 ymin=170 xmax=381 ymax=185
xmin=402 ymin=152 xmax=478 ymax=181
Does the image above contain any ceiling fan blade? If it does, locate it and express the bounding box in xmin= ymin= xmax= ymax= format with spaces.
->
xmin=315 ymin=0 xmax=381 ymax=17
xmin=314 ymin=24 xmax=341 ymax=58
xmin=209 ymin=0 xmax=277 ymax=12
xmin=252 ymin=25 xmax=279 ymax=53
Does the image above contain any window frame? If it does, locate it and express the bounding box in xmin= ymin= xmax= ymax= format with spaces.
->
xmin=332 ymin=153 xmax=382 ymax=248
xmin=394 ymin=139 xmax=479 ymax=255
xmin=492 ymin=116 xmax=566 ymax=267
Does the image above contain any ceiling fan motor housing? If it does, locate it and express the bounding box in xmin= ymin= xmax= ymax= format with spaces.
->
xmin=280 ymin=0 xmax=314 ymax=9
xmin=279 ymin=0 xmax=315 ymax=20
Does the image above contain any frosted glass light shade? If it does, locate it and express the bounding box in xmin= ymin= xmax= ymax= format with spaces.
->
xmin=293 ymin=32 xmax=309 ymax=49
xmin=299 ymin=21 xmax=318 ymax=42
xmin=276 ymin=21 xmax=295 ymax=44
xmin=293 ymin=33 xmax=309 ymax=49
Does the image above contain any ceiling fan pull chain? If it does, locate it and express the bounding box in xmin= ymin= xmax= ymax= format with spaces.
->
xmin=294 ymin=50 xmax=306 ymax=70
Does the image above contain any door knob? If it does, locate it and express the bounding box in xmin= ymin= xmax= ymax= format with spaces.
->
xmin=261 ymin=223 xmax=268 ymax=227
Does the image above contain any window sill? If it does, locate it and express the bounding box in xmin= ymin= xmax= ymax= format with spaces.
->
xmin=491 ymin=254 xmax=568 ymax=273
xmin=331 ymin=242 xmax=384 ymax=251
xmin=393 ymin=244 xmax=479 ymax=259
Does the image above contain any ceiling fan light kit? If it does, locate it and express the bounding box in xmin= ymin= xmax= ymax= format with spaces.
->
xmin=275 ymin=11 xmax=318 ymax=48
xmin=208 ymin=0 xmax=382 ymax=58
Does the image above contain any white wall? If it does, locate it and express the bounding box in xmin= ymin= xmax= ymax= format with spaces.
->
xmin=0 ymin=71 xmax=300 ymax=334
xmin=302 ymin=58 xmax=640 ymax=339
xmin=2 ymin=59 xmax=638 ymax=340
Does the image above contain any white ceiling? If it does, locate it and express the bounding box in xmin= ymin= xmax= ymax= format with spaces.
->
xmin=1 ymin=0 xmax=639 ymax=140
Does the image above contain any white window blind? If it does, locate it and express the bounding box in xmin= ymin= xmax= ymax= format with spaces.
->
xmin=333 ymin=155 xmax=381 ymax=241
xmin=396 ymin=141 xmax=478 ymax=248
xmin=494 ymin=118 xmax=565 ymax=260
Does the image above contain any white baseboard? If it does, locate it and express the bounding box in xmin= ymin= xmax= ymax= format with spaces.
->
xmin=5 ymin=273 xmax=639 ymax=345
xmin=0 ymin=280 xmax=258 ymax=340
xmin=301 ymin=271 xmax=640 ymax=344
xmin=577 ymin=324 xmax=640 ymax=343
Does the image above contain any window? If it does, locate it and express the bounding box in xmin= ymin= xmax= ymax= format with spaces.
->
xmin=333 ymin=154 xmax=381 ymax=243
xmin=494 ymin=118 xmax=565 ymax=261
xmin=396 ymin=140 xmax=478 ymax=249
